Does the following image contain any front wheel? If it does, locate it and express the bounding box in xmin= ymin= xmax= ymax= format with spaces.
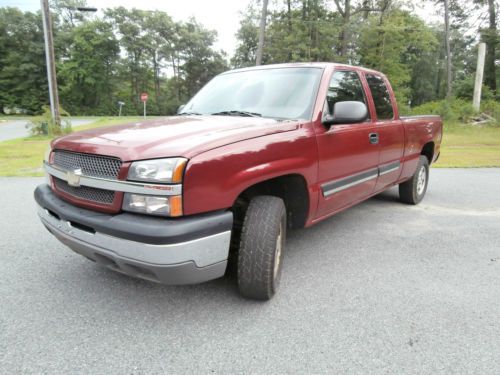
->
xmin=237 ymin=195 xmax=286 ymax=300
xmin=399 ymin=156 xmax=429 ymax=205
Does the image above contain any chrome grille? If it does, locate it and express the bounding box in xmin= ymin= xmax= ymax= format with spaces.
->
xmin=53 ymin=177 xmax=115 ymax=204
xmin=53 ymin=150 xmax=121 ymax=179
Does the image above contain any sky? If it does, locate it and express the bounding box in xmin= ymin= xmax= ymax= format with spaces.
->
xmin=0 ymin=0 xmax=251 ymax=54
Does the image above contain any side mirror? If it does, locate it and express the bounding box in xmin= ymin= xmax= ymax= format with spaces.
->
xmin=177 ymin=104 xmax=186 ymax=114
xmin=322 ymin=101 xmax=368 ymax=126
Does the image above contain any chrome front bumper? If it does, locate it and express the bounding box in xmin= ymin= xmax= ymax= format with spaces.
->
xmin=35 ymin=184 xmax=233 ymax=285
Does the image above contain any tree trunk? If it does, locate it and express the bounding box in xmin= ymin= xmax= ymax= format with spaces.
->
xmin=362 ymin=0 xmax=370 ymax=20
xmin=333 ymin=0 xmax=350 ymax=61
xmin=484 ymin=0 xmax=497 ymax=94
xmin=256 ymin=0 xmax=269 ymax=65
xmin=444 ymin=0 xmax=452 ymax=98
xmin=152 ymin=51 xmax=161 ymax=101
xmin=171 ymin=56 xmax=179 ymax=101
xmin=340 ymin=0 xmax=351 ymax=60
xmin=287 ymin=0 xmax=293 ymax=60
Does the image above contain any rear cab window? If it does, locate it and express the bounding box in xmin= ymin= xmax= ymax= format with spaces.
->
xmin=325 ymin=70 xmax=369 ymax=120
xmin=365 ymin=74 xmax=394 ymax=120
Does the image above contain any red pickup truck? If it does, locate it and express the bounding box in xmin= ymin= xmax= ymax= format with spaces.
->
xmin=35 ymin=63 xmax=442 ymax=300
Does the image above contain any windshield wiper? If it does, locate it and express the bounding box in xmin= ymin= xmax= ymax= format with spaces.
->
xmin=211 ymin=110 xmax=262 ymax=117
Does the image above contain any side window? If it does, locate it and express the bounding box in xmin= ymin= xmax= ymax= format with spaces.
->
xmin=365 ymin=74 xmax=394 ymax=120
xmin=325 ymin=70 xmax=368 ymax=118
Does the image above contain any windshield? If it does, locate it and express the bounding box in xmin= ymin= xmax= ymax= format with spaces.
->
xmin=181 ymin=67 xmax=323 ymax=120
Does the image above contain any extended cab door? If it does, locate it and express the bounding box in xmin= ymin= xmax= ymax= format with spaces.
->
xmin=364 ymin=74 xmax=405 ymax=191
xmin=314 ymin=69 xmax=380 ymax=219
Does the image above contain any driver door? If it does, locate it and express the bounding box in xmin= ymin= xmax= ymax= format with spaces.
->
xmin=315 ymin=69 xmax=380 ymax=219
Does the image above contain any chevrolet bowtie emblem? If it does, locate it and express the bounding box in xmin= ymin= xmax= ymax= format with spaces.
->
xmin=66 ymin=168 xmax=82 ymax=187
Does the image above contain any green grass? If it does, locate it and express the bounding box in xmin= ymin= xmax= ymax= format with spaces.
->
xmin=0 ymin=116 xmax=143 ymax=176
xmin=0 ymin=118 xmax=499 ymax=176
xmin=0 ymin=135 xmax=52 ymax=176
xmin=435 ymin=123 xmax=500 ymax=168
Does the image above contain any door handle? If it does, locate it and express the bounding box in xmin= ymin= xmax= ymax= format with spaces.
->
xmin=369 ymin=132 xmax=379 ymax=144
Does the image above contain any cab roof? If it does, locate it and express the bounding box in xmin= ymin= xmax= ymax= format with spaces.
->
xmin=222 ymin=62 xmax=383 ymax=76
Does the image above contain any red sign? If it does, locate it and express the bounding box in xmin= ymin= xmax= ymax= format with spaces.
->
xmin=140 ymin=93 xmax=148 ymax=102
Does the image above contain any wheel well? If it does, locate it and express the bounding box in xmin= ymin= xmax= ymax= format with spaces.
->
xmin=421 ymin=142 xmax=434 ymax=164
xmin=232 ymin=174 xmax=309 ymax=230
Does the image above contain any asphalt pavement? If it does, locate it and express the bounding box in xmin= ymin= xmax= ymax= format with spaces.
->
xmin=0 ymin=169 xmax=499 ymax=374
xmin=0 ymin=118 xmax=94 ymax=142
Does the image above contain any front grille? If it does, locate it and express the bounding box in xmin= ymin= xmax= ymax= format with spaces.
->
xmin=53 ymin=150 xmax=121 ymax=179
xmin=54 ymin=177 xmax=115 ymax=204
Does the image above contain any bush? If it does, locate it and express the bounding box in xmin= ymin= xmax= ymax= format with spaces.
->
xmin=408 ymin=98 xmax=499 ymax=126
xmin=453 ymin=76 xmax=494 ymax=101
xmin=480 ymin=100 xmax=500 ymax=123
xmin=409 ymin=99 xmax=476 ymax=122
xmin=26 ymin=106 xmax=72 ymax=136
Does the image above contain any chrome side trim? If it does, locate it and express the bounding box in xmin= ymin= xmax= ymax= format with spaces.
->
xmin=378 ymin=161 xmax=401 ymax=176
xmin=38 ymin=206 xmax=230 ymax=267
xmin=322 ymin=168 xmax=379 ymax=197
xmin=321 ymin=160 xmax=401 ymax=197
xmin=379 ymin=166 xmax=399 ymax=176
xmin=44 ymin=162 xmax=182 ymax=196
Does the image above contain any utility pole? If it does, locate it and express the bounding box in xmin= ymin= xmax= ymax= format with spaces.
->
xmin=40 ymin=0 xmax=61 ymax=128
xmin=473 ymin=43 xmax=486 ymax=111
xmin=256 ymin=0 xmax=269 ymax=66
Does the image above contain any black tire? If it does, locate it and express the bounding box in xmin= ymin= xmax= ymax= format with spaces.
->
xmin=237 ymin=196 xmax=286 ymax=300
xmin=399 ymin=156 xmax=429 ymax=205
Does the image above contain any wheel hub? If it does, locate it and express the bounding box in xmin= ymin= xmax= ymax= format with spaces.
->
xmin=416 ymin=166 xmax=426 ymax=195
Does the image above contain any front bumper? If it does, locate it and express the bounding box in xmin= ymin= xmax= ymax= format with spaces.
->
xmin=34 ymin=184 xmax=233 ymax=285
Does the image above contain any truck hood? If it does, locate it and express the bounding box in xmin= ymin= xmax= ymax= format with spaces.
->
xmin=51 ymin=115 xmax=300 ymax=161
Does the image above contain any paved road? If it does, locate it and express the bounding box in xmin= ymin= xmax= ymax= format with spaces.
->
xmin=1 ymin=169 xmax=499 ymax=374
xmin=0 ymin=118 xmax=94 ymax=142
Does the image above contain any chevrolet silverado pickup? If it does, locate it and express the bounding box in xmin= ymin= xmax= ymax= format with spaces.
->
xmin=35 ymin=63 xmax=442 ymax=300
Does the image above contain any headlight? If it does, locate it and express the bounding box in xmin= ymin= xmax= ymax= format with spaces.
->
xmin=127 ymin=158 xmax=187 ymax=183
xmin=125 ymin=158 xmax=186 ymax=217
xmin=122 ymin=194 xmax=183 ymax=217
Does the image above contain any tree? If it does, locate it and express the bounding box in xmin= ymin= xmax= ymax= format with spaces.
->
xmin=143 ymin=11 xmax=176 ymax=112
xmin=475 ymin=0 xmax=498 ymax=94
xmin=58 ymin=19 xmax=120 ymax=114
xmin=359 ymin=9 xmax=438 ymax=104
xmin=176 ymin=19 xmax=229 ymax=98
xmin=261 ymin=0 xmax=340 ymax=63
xmin=51 ymin=0 xmax=90 ymax=28
xmin=105 ymin=7 xmax=153 ymax=112
xmin=443 ymin=0 xmax=453 ymax=98
xmin=231 ymin=8 xmax=260 ymax=68
xmin=0 ymin=8 xmax=48 ymax=114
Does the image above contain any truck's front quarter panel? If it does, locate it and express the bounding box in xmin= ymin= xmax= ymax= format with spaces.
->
xmin=182 ymin=122 xmax=319 ymax=219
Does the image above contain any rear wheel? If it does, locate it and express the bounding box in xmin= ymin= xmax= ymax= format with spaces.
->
xmin=399 ymin=156 xmax=429 ymax=205
xmin=237 ymin=196 xmax=286 ymax=300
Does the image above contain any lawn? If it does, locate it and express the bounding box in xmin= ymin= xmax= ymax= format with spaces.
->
xmin=435 ymin=123 xmax=500 ymax=168
xmin=0 ymin=117 xmax=142 ymax=176
xmin=0 ymin=118 xmax=499 ymax=176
